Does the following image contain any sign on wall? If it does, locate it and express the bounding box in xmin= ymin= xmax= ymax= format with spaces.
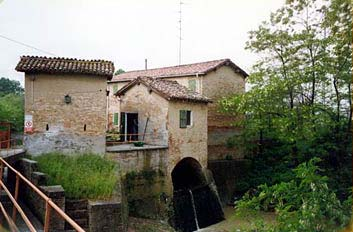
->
xmin=24 ymin=114 xmax=33 ymax=133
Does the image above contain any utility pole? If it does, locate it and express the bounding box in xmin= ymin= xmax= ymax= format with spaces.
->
xmin=178 ymin=0 xmax=183 ymax=65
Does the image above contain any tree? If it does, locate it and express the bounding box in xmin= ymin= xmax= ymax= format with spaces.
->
xmin=114 ymin=69 xmax=125 ymax=75
xmin=0 ymin=94 xmax=24 ymax=132
xmin=222 ymin=1 xmax=352 ymax=229
xmin=220 ymin=0 xmax=351 ymax=203
xmin=0 ymin=77 xmax=24 ymax=96
xmin=0 ymin=78 xmax=24 ymax=131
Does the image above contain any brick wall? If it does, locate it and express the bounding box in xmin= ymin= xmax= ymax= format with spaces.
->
xmin=24 ymin=73 xmax=107 ymax=155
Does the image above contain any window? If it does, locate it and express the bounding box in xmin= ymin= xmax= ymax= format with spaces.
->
xmin=188 ymin=79 xmax=197 ymax=92
xmin=180 ymin=110 xmax=192 ymax=128
xmin=112 ymin=84 xmax=119 ymax=94
xmin=113 ymin=113 xmax=119 ymax=125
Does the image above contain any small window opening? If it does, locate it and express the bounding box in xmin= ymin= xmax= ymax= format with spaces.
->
xmin=188 ymin=79 xmax=197 ymax=92
xmin=84 ymin=124 xmax=86 ymax=131
xmin=46 ymin=124 xmax=49 ymax=131
xmin=180 ymin=110 xmax=192 ymax=128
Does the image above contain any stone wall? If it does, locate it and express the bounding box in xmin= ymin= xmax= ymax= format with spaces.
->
xmin=106 ymin=148 xmax=168 ymax=174
xmin=24 ymin=73 xmax=107 ymax=155
xmin=16 ymin=158 xmax=127 ymax=232
xmin=208 ymin=159 xmax=251 ymax=205
xmin=107 ymin=148 xmax=170 ymax=220
xmin=65 ymin=199 xmax=89 ymax=231
xmin=88 ymin=201 xmax=126 ymax=232
xmin=24 ymin=133 xmax=106 ymax=156
xmin=16 ymin=158 xmax=65 ymax=231
xmin=123 ymin=169 xmax=169 ymax=219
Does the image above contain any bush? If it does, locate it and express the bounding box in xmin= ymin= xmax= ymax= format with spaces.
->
xmin=0 ymin=94 xmax=24 ymax=132
xmin=236 ymin=158 xmax=352 ymax=232
xmin=35 ymin=153 xmax=118 ymax=200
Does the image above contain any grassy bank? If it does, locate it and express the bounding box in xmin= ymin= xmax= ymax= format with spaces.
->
xmin=34 ymin=153 xmax=118 ymax=200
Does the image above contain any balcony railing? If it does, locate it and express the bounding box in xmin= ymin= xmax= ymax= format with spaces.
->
xmin=106 ymin=132 xmax=167 ymax=146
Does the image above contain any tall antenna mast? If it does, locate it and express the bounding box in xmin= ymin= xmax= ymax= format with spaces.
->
xmin=178 ymin=0 xmax=183 ymax=65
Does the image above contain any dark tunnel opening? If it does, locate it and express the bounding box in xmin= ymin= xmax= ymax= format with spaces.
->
xmin=171 ymin=157 xmax=224 ymax=232
xmin=171 ymin=157 xmax=206 ymax=191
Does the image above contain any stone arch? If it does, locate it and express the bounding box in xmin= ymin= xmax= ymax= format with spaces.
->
xmin=171 ymin=157 xmax=206 ymax=191
xmin=171 ymin=157 xmax=224 ymax=232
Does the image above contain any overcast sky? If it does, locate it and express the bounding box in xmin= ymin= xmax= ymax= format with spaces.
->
xmin=0 ymin=0 xmax=284 ymax=86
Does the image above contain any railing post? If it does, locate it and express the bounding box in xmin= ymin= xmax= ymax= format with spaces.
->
xmin=12 ymin=174 xmax=20 ymax=222
xmin=0 ymin=161 xmax=3 ymax=187
xmin=44 ymin=200 xmax=51 ymax=232
xmin=0 ymin=161 xmax=3 ymax=227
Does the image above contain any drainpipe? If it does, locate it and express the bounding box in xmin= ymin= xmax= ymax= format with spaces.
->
xmin=106 ymin=86 xmax=109 ymax=131
xmin=197 ymin=73 xmax=202 ymax=94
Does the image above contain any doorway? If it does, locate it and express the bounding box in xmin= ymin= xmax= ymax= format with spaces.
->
xmin=121 ymin=112 xmax=138 ymax=142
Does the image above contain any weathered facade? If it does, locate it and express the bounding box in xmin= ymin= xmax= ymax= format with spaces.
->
xmin=16 ymin=56 xmax=114 ymax=155
xmin=114 ymin=77 xmax=210 ymax=174
xmin=108 ymin=59 xmax=248 ymax=160
xmin=106 ymin=77 xmax=223 ymax=224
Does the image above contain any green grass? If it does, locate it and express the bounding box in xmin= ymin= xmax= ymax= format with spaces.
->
xmin=34 ymin=153 xmax=118 ymax=200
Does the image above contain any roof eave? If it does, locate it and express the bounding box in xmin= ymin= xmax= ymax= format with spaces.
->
xmin=18 ymin=70 xmax=113 ymax=80
xmin=109 ymin=72 xmax=206 ymax=83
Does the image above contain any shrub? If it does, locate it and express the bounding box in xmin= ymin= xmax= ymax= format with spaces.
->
xmin=0 ymin=94 xmax=24 ymax=132
xmin=236 ymin=158 xmax=352 ymax=232
xmin=35 ymin=153 xmax=118 ymax=200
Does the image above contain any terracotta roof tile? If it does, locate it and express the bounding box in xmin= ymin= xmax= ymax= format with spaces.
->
xmin=116 ymin=77 xmax=211 ymax=104
xmin=16 ymin=56 xmax=114 ymax=79
xmin=111 ymin=58 xmax=248 ymax=82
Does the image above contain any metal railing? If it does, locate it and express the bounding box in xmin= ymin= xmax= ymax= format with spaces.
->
xmin=106 ymin=132 xmax=167 ymax=145
xmin=0 ymin=139 xmax=24 ymax=157
xmin=0 ymin=158 xmax=85 ymax=232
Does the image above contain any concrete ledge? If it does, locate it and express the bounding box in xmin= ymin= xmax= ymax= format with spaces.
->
xmin=106 ymin=144 xmax=168 ymax=152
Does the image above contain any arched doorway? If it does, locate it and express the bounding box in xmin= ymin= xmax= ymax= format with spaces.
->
xmin=171 ymin=158 xmax=224 ymax=232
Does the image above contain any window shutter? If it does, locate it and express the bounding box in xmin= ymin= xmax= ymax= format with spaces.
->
xmin=188 ymin=79 xmax=197 ymax=92
xmin=113 ymin=113 xmax=119 ymax=125
xmin=180 ymin=110 xmax=187 ymax=128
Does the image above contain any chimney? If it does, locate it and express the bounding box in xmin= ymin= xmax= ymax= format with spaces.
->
xmin=145 ymin=59 xmax=148 ymax=70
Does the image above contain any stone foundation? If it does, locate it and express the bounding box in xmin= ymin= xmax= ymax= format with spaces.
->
xmin=15 ymin=158 xmax=127 ymax=232
xmin=24 ymin=133 xmax=106 ymax=155
xmin=106 ymin=147 xmax=168 ymax=174
xmin=88 ymin=201 xmax=125 ymax=232
xmin=65 ymin=199 xmax=89 ymax=231
xmin=107 ymin=148 xmax=170 ymax=220
xmin=15 ymin=158 xmax=65 ymax=231
xmin=208 ymin=159 xmax=251 ymax=205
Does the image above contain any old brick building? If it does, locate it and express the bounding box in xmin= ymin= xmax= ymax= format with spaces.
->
xmin=108 ymin=59 xmax=248 ymax=160
xmin=108 ymin=77 xmax=225 ymax=228
xmin=114 ymin=76 xmax=211 ymax=171
xmin=16 ymin=56 xmax=114 ymax=155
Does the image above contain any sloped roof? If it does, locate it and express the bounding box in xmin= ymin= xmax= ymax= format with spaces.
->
xmin=116 ymin=77 xmax=211 ymax=104
xmin=16 ymin=56 xmax=115 ymax=79
xmin=111 ymin=58 xmax=248 ymax=82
